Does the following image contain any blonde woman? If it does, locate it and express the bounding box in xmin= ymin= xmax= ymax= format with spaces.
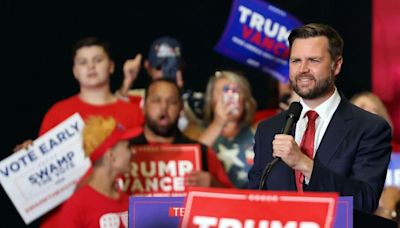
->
xmin=57 ymin=116 xmax=141 ymax=228
xmin=350 ymin=91 xmax=400 ymax=151
xmin=199 ymin=71 xmax=257 ymax=188
xmin=350 ymin=92 xmax=393 ymax=128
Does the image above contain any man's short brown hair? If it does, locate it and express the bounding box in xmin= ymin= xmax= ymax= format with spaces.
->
xmin=288 ymin=23 xmax=344 ymax=60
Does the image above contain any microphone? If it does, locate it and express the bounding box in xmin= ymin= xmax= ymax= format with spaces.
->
xmin=258 ymin=101 xmax=303 ymax=190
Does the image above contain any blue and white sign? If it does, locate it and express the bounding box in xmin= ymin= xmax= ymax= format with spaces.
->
xmin=385 ymin=153 xmax=400 ymax=187
xmin=0 ymin=113 xmax=90 ymax=224
xmin=129 ymin=197 xmax=184 ymax=228
xmin=214 ymin=0 xmax=302 ymax=82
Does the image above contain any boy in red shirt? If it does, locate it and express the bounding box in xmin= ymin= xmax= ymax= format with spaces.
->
xmin=57 ymin=116 xmax=142 ymax=228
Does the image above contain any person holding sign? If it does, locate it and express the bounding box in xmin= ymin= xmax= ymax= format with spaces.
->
xmin=57 ymin=116 xmax=142 ymax=228
xmin=249 ymin=23 xmax=392 ymax=213
xmin=13 ymin=37 xmax=144 ymax=228
xmin=198 ymin=71 xmax=257 ymax=189
xmin=129 ymin=79 xmax=233 ymax=189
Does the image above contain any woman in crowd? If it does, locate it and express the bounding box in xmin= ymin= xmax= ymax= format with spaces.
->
xmin=350 ymin=91 xmax=400 ymax=151
xmin=198 ymin=71 xmax=257 ymax=188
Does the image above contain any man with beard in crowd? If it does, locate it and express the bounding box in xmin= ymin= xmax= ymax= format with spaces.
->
xmin=129 ymin=78 xmax=232 ymax=187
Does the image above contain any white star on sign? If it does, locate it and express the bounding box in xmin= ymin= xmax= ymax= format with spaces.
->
xmin=217 ymin=144 xmax=245 ymax=172
xmin=236 ymin=170 xmax=248 ymax=181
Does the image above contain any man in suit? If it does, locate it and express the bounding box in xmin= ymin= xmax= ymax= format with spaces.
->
xmin=248 ymin=23 xmax=392 ymax=213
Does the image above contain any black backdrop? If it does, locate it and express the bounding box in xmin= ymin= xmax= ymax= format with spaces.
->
xmin=1 ymin=0 xmax=370 ymax=226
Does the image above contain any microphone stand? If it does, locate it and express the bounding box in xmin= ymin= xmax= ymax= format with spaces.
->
xmin=258 ymin=157 xmax=280 ymax=190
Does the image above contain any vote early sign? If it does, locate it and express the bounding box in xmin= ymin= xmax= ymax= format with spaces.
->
xmin=0 ymin=113 xmax=90 ymax=224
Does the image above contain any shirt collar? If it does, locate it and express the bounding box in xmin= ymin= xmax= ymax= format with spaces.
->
xmin=299 ymin=87 xmax=341 ymax=120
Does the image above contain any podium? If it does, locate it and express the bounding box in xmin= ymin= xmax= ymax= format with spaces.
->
xmin=128 ymin=188 xmax=398 ymax=228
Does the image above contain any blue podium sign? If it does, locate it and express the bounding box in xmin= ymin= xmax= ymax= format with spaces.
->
xmin=129 ymin=197 xmax=184 ymax=228
xmin=129 ymin=195 xmax=352 ymax=228
xmin=334 ymin=196 xmax=353 ymax=228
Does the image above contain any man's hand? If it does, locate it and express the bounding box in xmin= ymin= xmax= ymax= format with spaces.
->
xmin=118 ymin=54 xmax=142 ymax=98
xmin=213 ymin=95 xmax=238 ymax=127
xmin=272 ymin=134 xmax=314 ymax=178
xmin=379 ymin=187 xmax=400 ymax=211
xmin=185 ymin=171 xmax=212 ymax=187
xmin=375 ymin=186 xmax=400 ymax=220
xmin=175 ymin=70 xmax=184 ymax=88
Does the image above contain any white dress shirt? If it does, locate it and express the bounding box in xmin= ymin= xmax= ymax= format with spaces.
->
xmin=295 ymin=88 xmax=341 ymax=183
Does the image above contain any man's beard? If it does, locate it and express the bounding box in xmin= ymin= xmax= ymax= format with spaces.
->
xmin=145 ymin=115 xmax=178 ymax=137
xmin=291 ymin=74 xmax=335 ymax=99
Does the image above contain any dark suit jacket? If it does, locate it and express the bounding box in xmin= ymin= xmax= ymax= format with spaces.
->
xmin=248 ymin=97 xmax=392 ymax=213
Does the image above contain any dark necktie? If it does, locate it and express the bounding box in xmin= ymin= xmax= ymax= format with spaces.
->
xmin=295 ymin=110 xmax=319 ymax=192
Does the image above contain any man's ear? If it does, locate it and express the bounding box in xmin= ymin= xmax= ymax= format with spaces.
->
xmin=332 ymin=56 xmax=343 ymax=76
xmin=109 ymin=61 xmax=115 ymax=75
xmin=102 ymin=149 xmax=114 ymax=164
xmin=179 ymin=102 xmax=184 ymax=113
xmin=72 ymin=66 xmax=79 ymax=80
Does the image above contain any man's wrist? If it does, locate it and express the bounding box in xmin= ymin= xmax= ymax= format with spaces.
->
xmin=297 ymin=156 xmax=313 ymax=179
xmin=115 ymin=89 xmax=129 ymax=101
xmin=376 ymin=206 xmax=398 ymax=220
xmin=212 ymin=119 xmax=226 ymax=129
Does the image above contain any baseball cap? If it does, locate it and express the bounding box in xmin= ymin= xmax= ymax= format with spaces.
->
xmin=148 ymin=36 xmax=182 ymax=67
xmin=89 ymin=125 xmax=143 ymax=163
xmin=147 ymin=37 xmax=182 ymax=79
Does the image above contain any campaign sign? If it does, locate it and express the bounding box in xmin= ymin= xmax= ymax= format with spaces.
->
xmin=214 ymin=0 xmax=302 ymax=82
xmin=129 ymin=196 xmax=184 ymax=228
xmin=128 ymin=195 xmax=349 ymax=228
xmin=385 ymin=152 xmax=400 ymax=187
xmin=123 ymin=144 xmax=202 ymax=196
xmin=181 ymin=187 xmax=338 ymax=228
xmin=0 ymin=113 xmax=90 ymax=224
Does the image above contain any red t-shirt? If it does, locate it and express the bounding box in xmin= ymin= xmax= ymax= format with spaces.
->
xmin=39 ymin=95 xmax=143 ymax=136
xmin=39 ymin=94 xmax=142 ymax=227
xmin=57 ymin=185 xmax=129 ymax=228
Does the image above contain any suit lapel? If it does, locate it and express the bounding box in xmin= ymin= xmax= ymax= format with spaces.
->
xmin=315 ymin=98 xmax=353 ymax=165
